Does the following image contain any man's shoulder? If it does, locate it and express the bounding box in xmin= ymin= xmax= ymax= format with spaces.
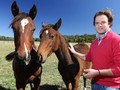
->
xmin=109 ymin=31 xmax=120 ymax=43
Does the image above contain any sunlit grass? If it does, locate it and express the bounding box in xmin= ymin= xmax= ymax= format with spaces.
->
xmin=0 ymin=41 xmax=91 ymax=90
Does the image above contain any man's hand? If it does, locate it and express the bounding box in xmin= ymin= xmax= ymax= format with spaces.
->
xmin=83 ymin=69 xmax=99 ymax=79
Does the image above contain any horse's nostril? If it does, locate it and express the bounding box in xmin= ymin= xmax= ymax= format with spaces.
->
xmin=39 ymin=55 xmax=42 ymax=62
xmin=15 ymin=52 xmax=24 ymax=60
xmin=35 ymin=55 xmax=42 ymax=64
xmin=17 ymin=55 xmax=23 ymax=60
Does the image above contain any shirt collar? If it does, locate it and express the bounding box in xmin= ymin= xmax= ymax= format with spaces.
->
xmin=96 ymin=29 xmax=111 ymax=41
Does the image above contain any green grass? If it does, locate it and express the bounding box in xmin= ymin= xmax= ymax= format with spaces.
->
xmin=0 ymin=41 xmax=91 ymax=90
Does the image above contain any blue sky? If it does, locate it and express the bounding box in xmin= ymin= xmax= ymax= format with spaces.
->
xmin=0 ymin=0 xmax=120 ymax=38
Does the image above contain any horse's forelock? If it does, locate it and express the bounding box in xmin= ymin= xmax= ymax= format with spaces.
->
xmin=40 ymin=24 xmax=54 ymax=33
xmin=9 ymin=13 xmax=29 ymax=27
xmin=39 ymin=24 xmax=57 ymax=39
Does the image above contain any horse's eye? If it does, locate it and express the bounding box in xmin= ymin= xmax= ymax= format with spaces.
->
xmin=39 ymin=34 xmax=42 ymax=39
xmin=32 ymin=29 xmax=35 ymax=32
xmin=49 ymin=34 xmax=54 ymax=39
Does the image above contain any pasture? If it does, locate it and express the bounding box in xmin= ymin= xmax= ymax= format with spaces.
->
xmin=0 ymin=41 xmax=91 ymax=90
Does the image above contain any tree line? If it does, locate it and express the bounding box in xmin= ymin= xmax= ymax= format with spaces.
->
xmin=64 ymin=34 xmax=96 ymax=43
xmin=0 ymin=34 xmax=120 ymax=43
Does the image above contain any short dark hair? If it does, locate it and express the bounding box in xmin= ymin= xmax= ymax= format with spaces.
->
xmin=93 ymin=10 xmax=113 ymax=27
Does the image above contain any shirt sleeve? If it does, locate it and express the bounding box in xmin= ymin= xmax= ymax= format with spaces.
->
xmin=111 ymin=38 xmax=120 ymax=76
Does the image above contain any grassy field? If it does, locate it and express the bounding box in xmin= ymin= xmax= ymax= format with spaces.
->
xmin=0 ymin=41 xmax=91 ymax=90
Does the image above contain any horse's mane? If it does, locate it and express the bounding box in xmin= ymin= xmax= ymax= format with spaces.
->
xmin=9 ymin=13 xmax=29 ymax=27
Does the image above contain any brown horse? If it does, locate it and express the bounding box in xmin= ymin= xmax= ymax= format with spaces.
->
xmin=6 ymin=1 xmax=42 ymax=90
xmin=37 ymin=18 xmax=91 ymax=90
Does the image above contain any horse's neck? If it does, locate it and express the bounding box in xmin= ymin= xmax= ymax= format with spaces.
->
xmin=55 ymin=35 xmax=74 ymax=65
xmin=32 ymin=40 xmax=37 ymax=51
xmin=30 ymin=48 xmax=39 ymax=63
xmin=30 ymin=42 xmax=38 ymax=61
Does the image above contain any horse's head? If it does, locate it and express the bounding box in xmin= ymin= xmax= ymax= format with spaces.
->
xmin=37 ymin=18 xmax=62 ymax=63
xmin=10 ymin=1 xmax=37 ymax=65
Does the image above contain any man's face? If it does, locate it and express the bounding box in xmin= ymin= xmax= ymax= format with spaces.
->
xmin=95 ymin=15 xmax=110 ymax=34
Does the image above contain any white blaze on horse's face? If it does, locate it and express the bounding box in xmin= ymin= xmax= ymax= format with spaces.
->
xmin=24 ymin=43 xmax=28 ymax=58
xmin=20 ymin=18 xmax=29 ymax=65
xmin=24 ymin=42 xmax=29 ymax=65
xmin=45 ymin=30 xmax=49 ymax=35
xmin=21 ymin=18 xmax=29 ymax=33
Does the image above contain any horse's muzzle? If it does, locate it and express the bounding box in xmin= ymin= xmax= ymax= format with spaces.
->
xmin=24 ymin=53 xmax=31 ymax=65
xmin=39 ymin=55 xmax=46 ymax=63
xmin=15 ymin=52 xmax=31 ymax=65
xmin=15 ymin=52 xmax=24 ymax=60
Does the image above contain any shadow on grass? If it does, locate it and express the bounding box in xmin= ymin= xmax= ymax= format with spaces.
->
xmin=0 ymin=84 xmax=66 ymax=90
xmin=40 ymin=84 xmax=66 ymax=90
xmin=0 ymin=85 xmax=12 ymax=90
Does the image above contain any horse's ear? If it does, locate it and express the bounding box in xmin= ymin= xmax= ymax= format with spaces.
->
xmin=11 ymin=1 xmax=19 ymax=17
xmin=29 ymin=5 xmax=37 ymax=20
xmin=42 ymin=22 xmax=46 ymax=28
xmin=53 ymin=18 xmax=62 ymax=31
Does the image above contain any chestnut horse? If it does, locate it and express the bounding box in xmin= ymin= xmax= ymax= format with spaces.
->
xmin=6 ymin=1 xmax=42 ymax=90
xmin=37 ymin=18 xmax=91 ymax=90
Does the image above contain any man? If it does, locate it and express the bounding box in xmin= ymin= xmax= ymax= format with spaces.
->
xmin=69 ymin=10 xmax=120 ymax=90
